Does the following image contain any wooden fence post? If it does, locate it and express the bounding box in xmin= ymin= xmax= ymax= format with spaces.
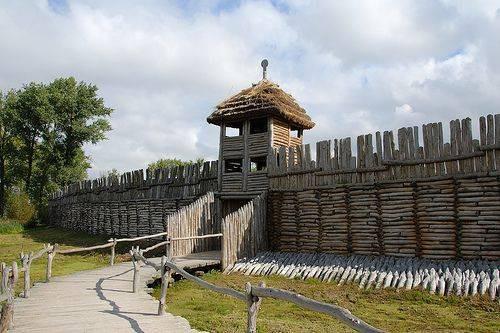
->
xmin=0 ymin=262 xmax=5 ymax=294
xmin=20 ymin=252 xmax=32 ymax=298
xmin=158 ymin=256 xmax=170 ymax=315
xmin=46 ymin=244 xmax=57 ymax=282
xmin=0 ymin=262 xmax=19 ymax=332
xmin=130 ymin=247 xmax=140 ymax=293
xmin=166 ymin=237 xmax=172 ymax=260
xmin=245 ymin=281 xmax=264 ymax=333
xmin=110 ymin=239 xmax=117 ymax=266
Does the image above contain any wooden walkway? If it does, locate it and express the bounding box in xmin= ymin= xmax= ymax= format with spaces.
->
xmin=10 ymin=251 xmax=221 ymax=333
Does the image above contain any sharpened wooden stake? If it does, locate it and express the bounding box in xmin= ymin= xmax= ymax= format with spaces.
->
xmin=246 ymin=281 xmax=264 ymax=333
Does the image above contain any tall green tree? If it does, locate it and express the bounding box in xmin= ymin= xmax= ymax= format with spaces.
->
xmin=0 ymin=90 xmax=23 ymax=217
xmin=0 ymin=77 xmax=113 ymax=221
xmin=0 ymin=91 xmax=11 ymax=216
xmin=10 ymin=83 xmax=52 ymax=190
xmin=49 ymin=77 xmax=112 ymax=170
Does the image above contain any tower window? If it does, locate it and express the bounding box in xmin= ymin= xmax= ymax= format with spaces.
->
xmin=250 ymin=156 xmax=267 ymax=172
xmin=250 ymin=117 xmax=267 ymax=134
xmin=291 ymin=127 xmax=303 ymax=138
xmin=224 ymin=159 xmax=243 ymax=173
xmin=225 ymin=122 xmax=243 ymax=137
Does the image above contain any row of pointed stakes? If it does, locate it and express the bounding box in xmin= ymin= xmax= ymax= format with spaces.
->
xmin=227 ymin=252 xmax=499 ymax=300
xmin=51 ymin=161 xmax=218 ymax=199
xmin=269 ymin=114 xmax=500 ymax=177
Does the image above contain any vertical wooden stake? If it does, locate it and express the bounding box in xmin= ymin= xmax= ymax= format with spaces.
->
xmin=245 ymin=282 xmax=264 ymax=333
xmin=158 ymin=256 xmax=169 ymax=315
xmin=110 ymin=240 xmax=116 ymax=266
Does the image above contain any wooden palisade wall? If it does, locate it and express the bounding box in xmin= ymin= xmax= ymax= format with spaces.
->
xmin=221 ymin=193 xmax=267 ymax=269
xmin=267 ymin=114 xmax=500 ymax=260
xmin=166 ymin=192 xmax=219 ymax=257
xmin=48 ymin=161 xmax=218 ymax=237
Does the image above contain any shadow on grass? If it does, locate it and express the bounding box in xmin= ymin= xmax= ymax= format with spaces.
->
xmin=22 ymin=225 xmax=169 ymax=257
xmin=23 ymin=225 xmax=109 ymax=247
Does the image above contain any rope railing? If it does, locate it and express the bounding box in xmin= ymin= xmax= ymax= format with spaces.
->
xmin=0 ymin=231 xmax=222 ymax=329
xmin=129 ymin=245 xmax=383 ymax=333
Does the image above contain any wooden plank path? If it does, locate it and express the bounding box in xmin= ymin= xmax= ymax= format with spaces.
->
xmin=9 ymin=251 xmax=221 ymax=333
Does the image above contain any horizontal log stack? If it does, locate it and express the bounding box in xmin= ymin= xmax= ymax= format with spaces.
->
xmin=268 ymin=173 xmax=500 ymax=260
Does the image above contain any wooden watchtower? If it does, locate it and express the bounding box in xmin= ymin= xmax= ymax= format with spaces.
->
xmin=207 ymin=61 xmax=315 ymax=215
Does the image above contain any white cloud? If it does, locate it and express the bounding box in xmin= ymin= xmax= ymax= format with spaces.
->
xmin=395 ymin=104 xmax=415 ymax=117
xmin=1 ymin=0 xmax=500 ymax=177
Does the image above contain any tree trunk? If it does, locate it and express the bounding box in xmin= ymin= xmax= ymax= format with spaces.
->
xmin=0 ymin=154 xmax=5 ymax=217
xmin=25 ymin=135 xmax=36 ymax=190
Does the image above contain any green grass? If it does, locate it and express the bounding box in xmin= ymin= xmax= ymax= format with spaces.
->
xmin=0 ymin=218 xmax=25 ymax=234
xmin=153 ymin=271 xmax=500 ymax=333
xmin=0 ymin=225 xmax=129 ymax=295
xmin=2 ymin=225 xmax=499 ymax=332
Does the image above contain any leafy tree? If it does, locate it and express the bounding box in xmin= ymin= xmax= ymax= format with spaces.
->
xmin=148 ymin=157 xmax=204 ymax=171
xmin=9 ymin=82 xmax=52 ymax=190
xmin=0 ymin=91 xmax=21 ymax=216
xmin=0 ymin=77 xmax=113 ymax=222
xmin=49 ymin=78 xmax=112 ymax=168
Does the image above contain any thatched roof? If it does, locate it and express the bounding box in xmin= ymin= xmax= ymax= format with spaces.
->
xmin=207 ymin=79 xmax=315 ymax=129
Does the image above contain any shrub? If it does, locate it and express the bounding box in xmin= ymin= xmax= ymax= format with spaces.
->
xmin=0 ymin=219 xmax=24 ymax=234
xmin=5 ymin=189 xmax=36 ymax=224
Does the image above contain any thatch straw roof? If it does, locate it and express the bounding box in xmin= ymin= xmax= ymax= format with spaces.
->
xmin=207 ymin=79 xmax=315 ymax=129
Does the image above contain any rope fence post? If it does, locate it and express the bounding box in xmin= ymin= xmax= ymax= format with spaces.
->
xmin=157 ymin=256 xmax=169 ymax=315
xmin=110 ymin=239 xmax=117 ymax=266
xmin=166 ymin=237 xmax=172 ymax=260
xmin=0 ymin=262 xmax=6 ymax=294
xmin=46 ymin=244 xmax=58 ymax=283
xmin=245 ymin=282 xmax=264 ymax=333
xmin=0 ymin=262 xmax=19 ymax=332
xmin=130 ymin=246 xmax=140 ymax=293
xmin=20 ymin=252 xmax=33 ymax=298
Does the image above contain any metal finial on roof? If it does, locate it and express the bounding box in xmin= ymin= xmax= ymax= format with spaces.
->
xmin=261 ymin=59 xmax=268 ymax=80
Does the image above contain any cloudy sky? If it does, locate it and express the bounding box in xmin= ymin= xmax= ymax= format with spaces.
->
xmin=1 ymin=0 xmax=499 ymax=177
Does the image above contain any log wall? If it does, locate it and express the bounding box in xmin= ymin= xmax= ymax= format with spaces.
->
xmin=267 ymin=114 xmax=500 ymax=260
xmin=48 ymin=161 xmax=218 ymax=237
xmin=268 ymin=173 xmax=500 ymax=260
